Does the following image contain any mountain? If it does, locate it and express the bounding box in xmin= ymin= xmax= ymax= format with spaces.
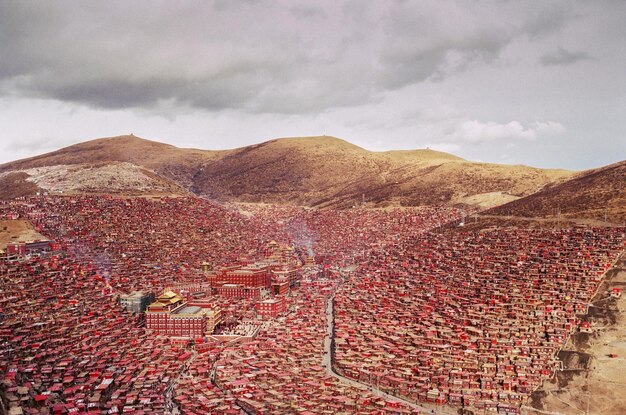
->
xmin=0 ymin=134 xmax=574 ymax=208
xmin=190 ymin=136 xmax=571 ymax=208
xmin=488 ymin=160 xmax=626 ymax=224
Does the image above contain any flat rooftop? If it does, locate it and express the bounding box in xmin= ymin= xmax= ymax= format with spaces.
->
xmin=121 ymin=291 xmax=149 ymax=299
xmin=174 ymin=306 xmax=201 ymax=315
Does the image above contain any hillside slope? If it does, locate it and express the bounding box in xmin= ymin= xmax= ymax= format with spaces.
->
xmin=0 ymin=135 xmax=574 ymax=208
xmin=488 ymin=160 xmax=626 ymax=223
xmin=0 ymin=135 xmax=227 ymax=190
xmin=0 ymin=162 xmax=189 ymax=197
xmin=191 ymin=136 xmax=571 ymax=208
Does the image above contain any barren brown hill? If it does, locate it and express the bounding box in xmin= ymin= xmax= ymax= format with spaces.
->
xmin=488 ymin=160 xmax=626 ymax=223
xmin=0 ymin=135 xmax=573 ymax=208
xmin=191 ymin=136 xmax=572 ymax=208
xmin=0 ymin=135 xmax=227 ymax=190
xmin=0 ymin=172 xmax=42 ymax=200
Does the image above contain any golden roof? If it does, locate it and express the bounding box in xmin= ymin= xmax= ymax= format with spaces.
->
xmin=149 ymin=290 xmax=183 ymax=306
xmin=159 ymin=290 xmax=179 ymax=299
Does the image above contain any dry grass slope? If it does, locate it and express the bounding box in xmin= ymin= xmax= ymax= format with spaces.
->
xmin=489 ymin=160 xmax=626 ymax=224
xmin=191 ymin=135 xmax=572 ymax=208
xmin=0 ymin=135 xmax=227 ymax=191
xmin=0 ymin=172 xmax=42 ymax=199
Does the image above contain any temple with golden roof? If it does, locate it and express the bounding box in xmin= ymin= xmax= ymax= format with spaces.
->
xmin=145 ymin=290 xmax=221 ymax=338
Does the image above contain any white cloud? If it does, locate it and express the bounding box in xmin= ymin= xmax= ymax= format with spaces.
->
xmin=446 ymin=120 xmax=565 ymax=143
xmin=532 ymin=121 xmax=566 ymax=135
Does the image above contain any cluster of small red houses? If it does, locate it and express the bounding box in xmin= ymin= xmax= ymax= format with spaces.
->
xmin=0 ymin=196 xmax=291 ymax=415
xmin=185 ymin=270 xmax=419 ymax=414
xmin=332 ymin=226 xmax=625 ymax=414
xmin=1 ymin=195 xmax=624 ymax=415
xmin=0 ymin=252 xmax=203 ymax=414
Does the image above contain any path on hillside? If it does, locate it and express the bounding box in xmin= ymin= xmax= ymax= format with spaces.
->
xmin=165 ymin=350 xmax=197 ymax=415
xmin=322 ymin=268 xmax=458 ymax=415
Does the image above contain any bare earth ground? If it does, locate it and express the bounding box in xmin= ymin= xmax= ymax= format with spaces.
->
xmin=0 ymin=220 xmax=48 ymax=250
xmin=452 ymin=191 xmax=521 ymax=210
xmin=525 ymin=251 xmax=626 ymax=415
xmin=0 ymin=162 xmax=189 ymax=198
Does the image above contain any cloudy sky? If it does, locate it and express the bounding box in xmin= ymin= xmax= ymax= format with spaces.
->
xmin=0 ymin=1 xmax=624 ymax=170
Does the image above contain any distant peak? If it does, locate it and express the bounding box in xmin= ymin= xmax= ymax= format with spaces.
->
xmin=264 ymin=136 xmax=367 ymax=152
xmin=270 ymin=135 xmax=357 ymax=143
xmin=381 ymin=148 xmax=465 ymax=162
xmin=78 ymin=134 xmax=176 ymax=148
xmin=93 ymin=134 xmax=152 ymax=142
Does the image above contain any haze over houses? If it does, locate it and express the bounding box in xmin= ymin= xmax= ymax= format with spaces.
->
xmin=0 ymin=194 xmax=624 ymax=415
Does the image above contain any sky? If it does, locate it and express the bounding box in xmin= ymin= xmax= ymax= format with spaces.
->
xmin=0 ymin=1 xmax=624 ymax=170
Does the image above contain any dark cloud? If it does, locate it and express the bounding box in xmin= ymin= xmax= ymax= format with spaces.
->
xmin=0 ymin=1 xmax=579 ymax=115
xmin=377 ymin=3 xmax=515 ymax=86
xmin=521 ymin=4 xmax=572 ymax=38
xmin=540 ymin=46 xmax=591 ymax=66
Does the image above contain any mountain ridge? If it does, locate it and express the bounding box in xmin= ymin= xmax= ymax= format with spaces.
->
xmin=0 ymin=134 xmax=579 ymax=209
